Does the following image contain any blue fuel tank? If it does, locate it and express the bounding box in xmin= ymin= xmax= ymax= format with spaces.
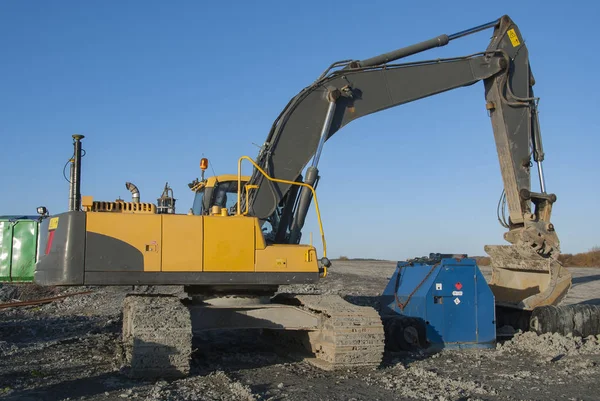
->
xmin=380 ymin=254 xmax=496 ymax=350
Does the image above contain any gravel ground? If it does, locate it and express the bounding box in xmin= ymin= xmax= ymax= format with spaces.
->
xmin=1 ymin=261 xmax=600 ymax=401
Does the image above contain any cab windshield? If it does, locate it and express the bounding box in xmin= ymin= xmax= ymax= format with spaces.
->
xmin=191 ymin=180 xmax=244 ymax=215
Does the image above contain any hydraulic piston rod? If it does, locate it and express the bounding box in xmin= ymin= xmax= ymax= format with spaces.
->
xmin=531 ymin=106 xmax=547 ymax=194
xmin=537 ymin=161 xmax=547 ymax=194
xmin=356 ymin=18 xmax=500 ymax=68
xmin=289 ymin=94 xmax=338 ymax=243
xmin=312 ymin=99 xmax=337 ymax=168
xmin=447 ymin=19 xmax=501 ymax=40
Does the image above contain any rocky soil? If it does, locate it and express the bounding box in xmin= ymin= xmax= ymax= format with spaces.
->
xmin=1 ymin=261 xmax=600 ymax=401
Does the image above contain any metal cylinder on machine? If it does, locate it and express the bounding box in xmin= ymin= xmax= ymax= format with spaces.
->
xmin=530 ymin=304 xmax=600 ymax=337
xmin=287 ymin=91 xmax=336 ymax=244
xmin=125 ymin=182 xmax=140 ymax=203
xmin=70 ymin=134 xmax=85 ymax=211
xmin=289 ymin=166 xmax=319 ymax=244
xmin=357 ymin=35 xmax=449 ymax=68
xmin=274 ymin=181 xmax=301 ymax=243
xmin=353 ymin=18 xmax=500 ymax=68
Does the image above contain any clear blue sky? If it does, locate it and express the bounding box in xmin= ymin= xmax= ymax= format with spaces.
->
xmin=1 ymin=1 xmax=598 ymax=260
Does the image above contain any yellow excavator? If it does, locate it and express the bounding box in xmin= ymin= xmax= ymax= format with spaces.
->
xmin=35 ymin=15 xmax=575 ymax=377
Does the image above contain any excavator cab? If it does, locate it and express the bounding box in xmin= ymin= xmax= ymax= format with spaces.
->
xmin=189 ymin=174 xmax=249 ymax=216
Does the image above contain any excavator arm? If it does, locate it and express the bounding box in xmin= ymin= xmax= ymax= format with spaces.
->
xmin=243 ymin=15 xmax=571 ymax=311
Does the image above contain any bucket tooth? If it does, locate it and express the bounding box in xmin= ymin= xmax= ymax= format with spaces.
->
xmin=121 ymin=295 xmax=192 ymax=378
xmin=273 ymin=294 xmax=385 ymax=369
xmin=485 ymin=244 xmax=572 ymax=310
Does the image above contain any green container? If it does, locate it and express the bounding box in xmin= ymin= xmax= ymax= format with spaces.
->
xmin=0 ymin=216 xmax=43 ymax=283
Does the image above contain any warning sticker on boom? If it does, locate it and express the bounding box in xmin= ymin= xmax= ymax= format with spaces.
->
xmin=507 ymin=29 xmax=520 ymax=47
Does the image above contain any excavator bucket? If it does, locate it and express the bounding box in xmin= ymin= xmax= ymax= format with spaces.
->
xmin=484 ymin=244 xmax=572 ymax=311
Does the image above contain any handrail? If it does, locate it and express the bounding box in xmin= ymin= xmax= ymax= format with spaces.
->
xmin=237 ymin=156 xmax=327 ymax=259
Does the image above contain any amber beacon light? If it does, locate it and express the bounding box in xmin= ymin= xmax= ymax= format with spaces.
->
xmin=200 ymin=158 xmax=209 ymax=171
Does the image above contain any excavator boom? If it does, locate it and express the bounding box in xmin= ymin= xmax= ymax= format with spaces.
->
xmin=242 ymin=15 xmax=571 ymax=311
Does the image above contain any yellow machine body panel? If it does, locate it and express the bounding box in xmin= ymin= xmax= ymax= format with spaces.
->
xmin=162 ymin=214 xmax=204 ymax=272
xmin=86 ymin=212 xmax=162 ymax=272
xmin=203 ymin=215 xmax=255 ymax=272
xmin=84 ymin=210 xmax=318 ymax=274
xmin=255 ymin=245 xmax=318 ymax=272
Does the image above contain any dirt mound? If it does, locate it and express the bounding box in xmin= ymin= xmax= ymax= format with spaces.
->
xmin=145 ymin=371 xmax=256 ymax=401
xmin=363 ymin=364 xmax=495 ymax=401
xmin=498 ymin=330 xmax=600 ymax=357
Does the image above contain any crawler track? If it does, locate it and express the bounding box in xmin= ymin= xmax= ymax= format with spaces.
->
xmin=276 ymin=294 xmax=385 ymax=369
xmin=121 ymin=294 xmax=192 ymax=378
xmin=121 ymin=293 xmax=384 ymax=379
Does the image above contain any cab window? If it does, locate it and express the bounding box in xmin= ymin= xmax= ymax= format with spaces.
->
xmin=191 ymin=191 xmax=204 ymax=215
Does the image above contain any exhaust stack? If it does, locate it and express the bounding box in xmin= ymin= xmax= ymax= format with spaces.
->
xmin=125 ymin=182 xmax=140 ymax=203
xmin=69 ymin=134 xmax=85 ymax=211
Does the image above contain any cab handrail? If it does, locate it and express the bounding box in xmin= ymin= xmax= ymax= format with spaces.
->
xmin=237 ymin=156 xmax=327 ymax=259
